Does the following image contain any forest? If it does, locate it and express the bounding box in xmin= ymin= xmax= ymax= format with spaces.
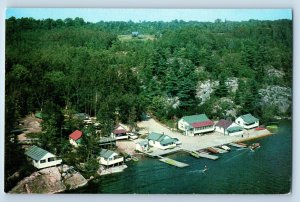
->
xmin=5 ymin=17 xmax=292 ymax=191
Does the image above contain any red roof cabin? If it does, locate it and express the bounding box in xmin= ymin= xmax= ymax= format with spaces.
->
xmin=69 ymin=130 xmax=83 ymax=147
xmin=111 ymin=124 xmax=129 ymax=140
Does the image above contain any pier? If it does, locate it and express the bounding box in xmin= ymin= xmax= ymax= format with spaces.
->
xmin=158 ymin=156 xmax=189 ymax=168
xmin=188 ymin=151 xmax=219 ymax=160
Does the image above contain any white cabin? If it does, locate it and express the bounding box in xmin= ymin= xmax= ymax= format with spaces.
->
xmin=215 ymin=119 xmax=244 ymax=136
xmin=235 ymin=114 xmax=259 ymax=129
xmin=147 ymin=132 xmax=176 ymax=150
xmin=99 ymin=149 xmax=124 ymax=167
xmin=25 ymin=145 xmax=62 ymax=169
xmin=135 ymin=140 xmax=149 ymax=152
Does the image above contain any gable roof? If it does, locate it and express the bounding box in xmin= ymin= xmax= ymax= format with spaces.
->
xmin=215 ymin=119 xmax=233 ymax=129
xmin=69 ymin=130 xmax=83 ymax=141
xmin=227 ymin=126 xmax=243 ymax=133
xmin=160 ymin=138 xmax=176 ymax=146
xmin=147 ymin=132 xmax=175 ymax=145
xmin=148 ymin=132 xmax=164 ymax=141
xmin=99 ymin=149 xmax=116 ymax=159
xmin=181 ymin=114 xmax=210 ymax=124
xmin=191 ymin=120 xmax=214 ymax=128
xmin=112 ymin=124 xmax=128 ymax=134
xmin=25 ymin=145 xmax=52 ymax=161
xmin=239 ymin=114 xmax=259 ymax=124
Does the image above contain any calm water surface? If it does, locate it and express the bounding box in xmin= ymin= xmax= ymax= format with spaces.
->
xmin=74 ymin=120 xmax=292 ymax=194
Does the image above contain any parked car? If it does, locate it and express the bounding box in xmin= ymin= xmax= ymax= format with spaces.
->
xmin=128 ymin=132 xmax=138 ymax=140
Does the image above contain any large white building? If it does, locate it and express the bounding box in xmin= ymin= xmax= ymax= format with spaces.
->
xmin=178 ymin=114 xmax=214 ymax=136
xmin=235 ymin=114 xmax=259 ymax=129
xmin=25 ymin=145 xmax=62 ymax=169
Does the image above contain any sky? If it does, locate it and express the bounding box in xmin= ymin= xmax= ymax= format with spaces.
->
xmin=6 ymin=8 xmax=292 ymax=22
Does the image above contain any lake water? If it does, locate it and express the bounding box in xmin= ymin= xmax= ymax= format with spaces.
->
xmin=74 ymin=120 xmax=292 ymax=194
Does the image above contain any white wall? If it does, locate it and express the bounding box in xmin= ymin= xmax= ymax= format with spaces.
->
xmin=32 ymin=153 xmax=62 ymax=169
xmin=235 ymin=117 xmax=259 ymax=129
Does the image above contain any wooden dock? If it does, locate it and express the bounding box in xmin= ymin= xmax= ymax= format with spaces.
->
xmin=158 ymin=156 xmax=189 ymax=168
xmin=198 ymin=152 xmax=219 ymax=160
xmin=229 ymin=143 xmax=247 ymax=148
xmin=187 ymin=150 xmax=219 ymax=160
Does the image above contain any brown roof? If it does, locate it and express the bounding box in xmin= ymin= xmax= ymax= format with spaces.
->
xmin=215 ymin=119 xmax=232 ymax=129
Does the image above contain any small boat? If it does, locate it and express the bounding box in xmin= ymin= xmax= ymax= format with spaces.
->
xmin=207 ymin=147 xmax=219 ymax=154
xmin=249 ymin=143 xmax=260 ymax=151
xmin=220 ymin=145 xmax=231 ymax=151
xmin=189 ymin=151 xmax=200 ymax=158
xmin=131 ymin=156 xmax=139 ymax=162
xmin=236 ymin=142 xmax=247 ymax=147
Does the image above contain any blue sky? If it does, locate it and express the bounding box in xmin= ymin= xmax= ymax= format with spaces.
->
xmin=6 ymin=8 xmax=292 ymax=22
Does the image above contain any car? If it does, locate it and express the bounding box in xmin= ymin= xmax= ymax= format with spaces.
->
xmin=128 ymin=132 xmax=138 ymax=140
xmin=173 ymin=138 xmax=182 ymax=145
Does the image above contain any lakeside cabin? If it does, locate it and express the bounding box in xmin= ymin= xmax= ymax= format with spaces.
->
xmin=178 ymin=114 xmax=214 ymax=136
xmin=69 ymin=130 xmax=83 ymax=147
xmin=215 ymin=119 xmax=244 ymax=136
xmin=135 ymin=140 xmax=149 ymax=152
xmin=235 ymin=114 xmax=259 ymax=129
xmin=98 ymin=149 xmax=125 ymax=168
xmin=147 ymin=132 xmax=177 ymax=150
xmin=132 ymin=31 xmax=139 ymax=37
xmin=25 ymin=145 xmax=62 ymax=169
xmin=111 ymin=124 xmax=129 ymax=140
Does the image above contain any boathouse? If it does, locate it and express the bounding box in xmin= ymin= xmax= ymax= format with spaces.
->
xmin=178 ymin=114 xmax=214 ymax=136
xmin=98 ymin=149 xmax=125 ymax=167
xmin=147 ymin=132 xmax=177 ymax=150
xmin=235 ymin=114 xmax=259 ymax=129
xmin=69 ymin=130 xmax=83 ymax=147
xmin=215 ymin=119 xmax=244 ymax=136
xmin=25 ymin=145 xmax=62 ymax=169
xmin=135 ymin=140 xmax=149 ymax=152
xmin=111 ymin=123 xmax=129 ymax=140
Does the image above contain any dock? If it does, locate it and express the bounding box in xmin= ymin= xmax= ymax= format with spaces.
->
xmin=187 ymin=150 xmax=219 ymax=160
xmin=158 ymin=156 xmax=189 ymax=168
xmin=197 ymin=152 xmax=219 ymax=160
xmin=229 ymin=143 xmax=247 ymax=148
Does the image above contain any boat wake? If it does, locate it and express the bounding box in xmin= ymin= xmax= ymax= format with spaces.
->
xmin=225 ymin=149 xmax=249 ymax=162
xmin=188 ymin=168 xmax=208 ymax=174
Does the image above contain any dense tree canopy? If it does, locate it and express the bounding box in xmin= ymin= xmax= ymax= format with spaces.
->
xmin=5 ymin=17 xmax=292 ymax=190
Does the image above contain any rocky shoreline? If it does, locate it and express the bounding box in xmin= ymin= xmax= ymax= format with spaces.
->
xmin=9 ymin=165 xmax=88 ymax=194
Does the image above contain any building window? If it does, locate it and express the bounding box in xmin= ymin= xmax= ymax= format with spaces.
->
xmin=40 ymin=159 xmax=46 ymax=163
xmin=48 ymin=157 xmax=56 ymax=162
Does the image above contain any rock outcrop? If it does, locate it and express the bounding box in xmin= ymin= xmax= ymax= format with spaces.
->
xmin=259 ymin=85 xmax=292 ymax=113
xmin=9 ymin=165 xmax=87 ymax=194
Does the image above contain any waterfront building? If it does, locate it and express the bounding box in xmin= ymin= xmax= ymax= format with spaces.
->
xmin=25 ymin=145 xmax=62 ymax=169
xmin=69 ymin=130 xmax=83 ymax=147
xmin=111 ymin=123 xmax=129 ymax=140
xmin=178 ymin=114 xmax=214 ymax=136
xmin=215 ymin=119 xmax=244 ymax=136
xmin=147 ymin=132 xmax=177 ymax=150
xmin=135 ymin=140 xmax=149 ymax=152
xmin=97 ymin=149 xmax=127 ymax=175
xmin=235 ymin=114 xmax=259 ymax=129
